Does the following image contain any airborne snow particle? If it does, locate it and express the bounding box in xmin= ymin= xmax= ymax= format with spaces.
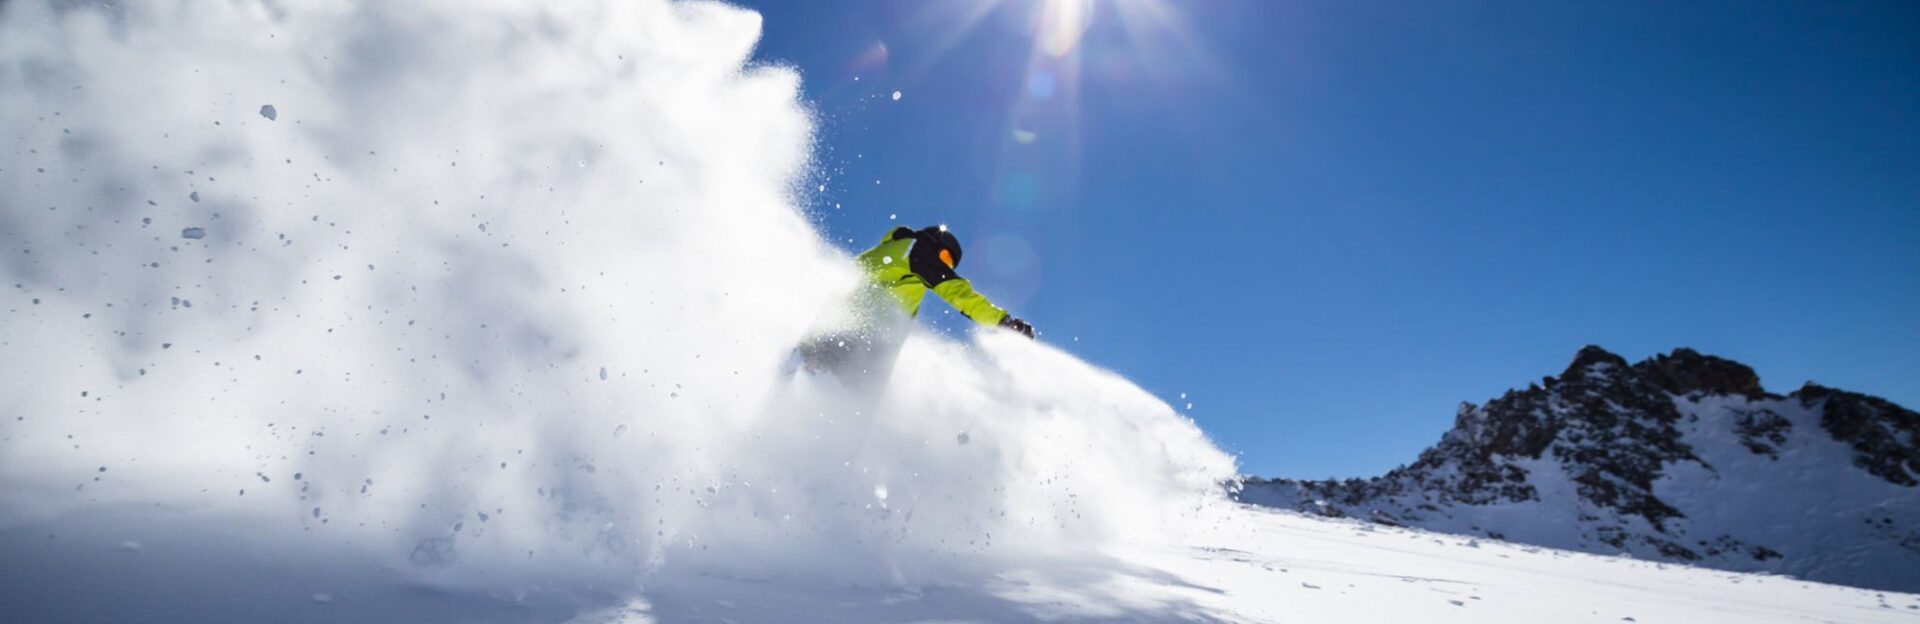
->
xmin=259 ymin=104 xmax=277 ymax=121
xmin=410 ymin=538 xmax=456 ymax=567
xmin=599 ymin=366 xmax=608 ymax=381
xmin=189 ymin=191 xmax=200 ymax=202
xmin=180 ymin=227 xmax=206 ymax=239
xmin=891 ymin=90 xmax=902 ymax=101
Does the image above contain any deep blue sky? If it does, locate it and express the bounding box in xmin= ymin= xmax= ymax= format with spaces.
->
xmin=740 ymin=0 xmax=1920 ymax=479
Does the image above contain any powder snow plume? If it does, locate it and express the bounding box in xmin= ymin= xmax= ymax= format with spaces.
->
xmin=0 ymin=0 xmax=1236 ymax=595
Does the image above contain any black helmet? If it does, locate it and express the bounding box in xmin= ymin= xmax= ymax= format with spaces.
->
xmin=923 ymin=226 xmax=962 ymax=267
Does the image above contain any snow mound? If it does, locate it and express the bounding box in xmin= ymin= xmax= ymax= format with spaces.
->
xmin=0 ymin=0 xmax=1234 ymax=597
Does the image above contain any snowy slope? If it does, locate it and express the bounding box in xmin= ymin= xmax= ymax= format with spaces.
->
xmin=4 ymin=502 xmax=1915 ymax=622
xmin=1241 ymin=347 xmax=1920 ymax=593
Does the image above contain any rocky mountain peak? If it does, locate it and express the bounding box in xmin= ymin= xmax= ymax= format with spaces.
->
xmin=1634 ymin=348 xmax=1767 ymax=398
xmin=1238 ymin=346 xmax=1920 ymax=593
xmin=1561 ymin=344 xmax=1630 ymax=380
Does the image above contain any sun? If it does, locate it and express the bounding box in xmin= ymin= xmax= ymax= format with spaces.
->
xmin=1036 ymin=0 xmax=1097 ymax=57
xmin=905 ymin=0 xmax=1198 ymax=64
xmin=849 ymin=0 xmax=1214 ymax=221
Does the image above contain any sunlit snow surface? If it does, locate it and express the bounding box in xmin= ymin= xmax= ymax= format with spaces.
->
xmin=5 ymin=504 xmax=1916 ymax=622
xmin=0 ymin=1 xmax=1913 ymax=622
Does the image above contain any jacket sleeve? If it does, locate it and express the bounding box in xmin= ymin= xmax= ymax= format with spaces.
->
xmin=931 ymin=278 xmax=1009 ymax=326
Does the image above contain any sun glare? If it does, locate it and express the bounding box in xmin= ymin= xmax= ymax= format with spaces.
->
xmin=1037 ymin=0 xmax=1095 ymax=57
xmin=871 ymin=0 xmax=1212 ymax=227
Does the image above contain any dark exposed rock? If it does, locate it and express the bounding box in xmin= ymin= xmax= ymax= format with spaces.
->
xmin=1732 ymin=408 xmax=1792 ymax=459
xmin=1635 ymin=348 xmax=1766 ymax=398
xmin=1801 ymin=383 xmax=1920 ymax=487
xmin=1696 ymin=535 xmax=1777 ymax=561
xmin=1562 ymin=344 xmax=1630 ymax=380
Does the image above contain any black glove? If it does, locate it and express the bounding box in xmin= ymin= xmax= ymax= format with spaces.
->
xmin=999 ymin=316 xmax=1035 ymax=339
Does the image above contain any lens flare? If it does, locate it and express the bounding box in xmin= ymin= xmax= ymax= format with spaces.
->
xmin=848 ymin=40 xmax=890 ymax=75
xmin=1037 ymin=0 xmax=1095 ymax=57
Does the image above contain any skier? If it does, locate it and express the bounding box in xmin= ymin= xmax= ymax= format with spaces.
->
xmin=854 ymin=225 xmax=1036 ymax=338
xmin=792 ymin=225 xmax=1035 ymax=387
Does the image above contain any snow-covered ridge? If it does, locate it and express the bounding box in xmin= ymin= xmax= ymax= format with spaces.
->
xmin=1239 ymin=346 xmax=1920 ymax=592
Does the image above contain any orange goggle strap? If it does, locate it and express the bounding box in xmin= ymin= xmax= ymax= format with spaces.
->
xmin=938 ymin=249 xmax=956 ymax=269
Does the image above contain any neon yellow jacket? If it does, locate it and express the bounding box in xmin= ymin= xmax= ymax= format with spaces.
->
xmin=855 ymin=227 xmax=1008 ymax=326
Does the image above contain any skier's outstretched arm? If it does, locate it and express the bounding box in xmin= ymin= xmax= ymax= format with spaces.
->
xmin=902 ymin=226 xmax=1035 ymax=338
xmin=932 ymin=279 xmax=1035 ymax=338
